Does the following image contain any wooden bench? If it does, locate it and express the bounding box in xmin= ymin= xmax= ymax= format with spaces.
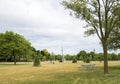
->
xmin=81 ymin=64 xmax=96 ymax=70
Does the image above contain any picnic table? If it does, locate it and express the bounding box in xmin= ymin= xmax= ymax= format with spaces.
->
xmin=81 ymin=64 xmax=96 ymax=70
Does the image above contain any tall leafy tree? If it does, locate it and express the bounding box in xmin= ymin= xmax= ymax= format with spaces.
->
xmin=77 ymin=50 xmax=87 ymax=62
xmin=63 ymin=0 xmax=120 ymax=74
xmin=40 ymin=49 xmax=50 ymax=61
xmin=89 ymin=51 xmax=95 ymax=61
xmin=0 ymin=31 xmax=33 ymax=65
xmin=64 ymin=54 xmax=72 ymax=60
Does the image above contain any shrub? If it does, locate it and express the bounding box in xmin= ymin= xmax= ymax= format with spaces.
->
xmin=33 ymin=56 xmax=40 ymax=67
xmin=72 ymin=57 xmax=77 ymax=63
xmin=86 ymin=58 xmax=90 ymax=63
xmin=59 ymin=59 xmax=63 ymax=62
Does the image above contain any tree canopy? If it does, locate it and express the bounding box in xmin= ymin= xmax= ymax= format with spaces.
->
xmin=40 ymin=49 xmax=50 ymax=61
xmin=0 ymin=31 xmax=33 ymax=64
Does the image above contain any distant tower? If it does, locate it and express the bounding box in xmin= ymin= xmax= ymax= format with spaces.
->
xmin=61 ymin=44 xmax=65 ymax=62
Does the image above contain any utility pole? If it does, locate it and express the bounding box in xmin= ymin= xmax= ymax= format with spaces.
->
xmin=61 ymin=42 xmax=65 ymax=62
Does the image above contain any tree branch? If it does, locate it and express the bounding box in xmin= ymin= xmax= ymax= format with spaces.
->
xmin=97 ymin=0 xmax=104 ymax=38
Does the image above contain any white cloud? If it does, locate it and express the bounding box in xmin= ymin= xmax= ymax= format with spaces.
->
xmin=0 ymin=0 xmax=103 ymax=54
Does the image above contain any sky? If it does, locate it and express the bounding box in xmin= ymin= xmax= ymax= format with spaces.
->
xmin=0 ymin=0 xmax=104 ymax=55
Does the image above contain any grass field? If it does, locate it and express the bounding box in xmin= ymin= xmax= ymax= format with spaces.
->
xmin=0 ymin=61 xmax=120 ymax=84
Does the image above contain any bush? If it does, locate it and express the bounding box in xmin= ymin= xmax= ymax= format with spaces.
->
xmin=86 ymin=58 xmax=90 ymax=63
xmin=72 ymin=57 xmax=77 ymax=63
xmin=33 ymin=56 xmax=40 ymax=67
xmin=59 ymin=59 xmax=63 ymax=62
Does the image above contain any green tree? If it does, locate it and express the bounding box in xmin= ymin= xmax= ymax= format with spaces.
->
xmin=33 ymin=56 xmax=40 ymax=67
xmin=36 ymin=50 xmax=42 ymax=60
xmin=77 ymin=50 xmax=87 ymax=62
xmin=50 ymin=52 xmax=55 ymax=61
xmin=89 ymin=51 xmax=95 ymax=61
xmin=0 ymin=31 xmax=32 ymax=65
xmin=72 ymin=56 xmax=77 ymax=63
xmin=108 ymin=53 xmax=118 ymax=60
xmin=118 ymin=53 xmax=120 ymax=60
xmin=55 ymin=54 xmax=62 ymax=62
xmin=63 ymin=0 xmax=120 ymax=74
xmin=40 ymin=49 xmax=50 ymax=61
xmin=84 ymin=53 xmax=91 ymax=63
xmin=30 ymin=47 xmax=37 ymax=60
xmin=98 ymin=53 xmax=103 ymax=62
xmin=42 ymin=56 xmax=46 ymax=61
xmin=64 ymin=54 xmax=72 ymax=60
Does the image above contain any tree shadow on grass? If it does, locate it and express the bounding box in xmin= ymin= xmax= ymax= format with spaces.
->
xmin=109 ymin=65 xmax=120 ymax=70
xmin=0 ymin=62 xmax=30 ymax=66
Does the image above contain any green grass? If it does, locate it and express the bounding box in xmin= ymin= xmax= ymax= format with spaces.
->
xmin=0 ymin=61 xmax=120 ymax=84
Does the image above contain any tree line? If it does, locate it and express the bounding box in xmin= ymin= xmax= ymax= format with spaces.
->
xmin=0 ymin=31 xmax=119 ymax=65
xmin=65 ymin=51 xmax=120 ymax=62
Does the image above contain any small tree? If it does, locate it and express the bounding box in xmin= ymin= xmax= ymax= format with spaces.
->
xmin=59 ymin=59 xmax=63 ymax=62
xmin=72 ymin=56 xmax=77 ymax=63
xmin=40 ymin=49 xmax=50 ymax=61
xmin=86 ymin=57 xmax=91 ymax=63
xmin=84 ymin=53 xmax=91 ymax=63
xmin=33 ymin=56 xmax=40 ymax=67
xmin=42 ymin=56 xmax=46 ymax=61
xmin=77 ymin=50 xmax=87 ymax=62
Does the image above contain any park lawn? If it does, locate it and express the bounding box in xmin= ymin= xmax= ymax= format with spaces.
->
xmin=0 ymin=61 xmax=120 ymax=84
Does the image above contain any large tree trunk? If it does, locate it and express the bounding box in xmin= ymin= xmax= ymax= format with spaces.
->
xmin=14 ymin=55 xmax=16 ymax=65
xmin=103 ymin=40 xmax=109 ymax=74
xmin=13 ymin=50 xmax=16 ymax=65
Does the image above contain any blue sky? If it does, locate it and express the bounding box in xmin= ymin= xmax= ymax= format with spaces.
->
xmin=0 ymin=0 xmax=104 ymax=54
